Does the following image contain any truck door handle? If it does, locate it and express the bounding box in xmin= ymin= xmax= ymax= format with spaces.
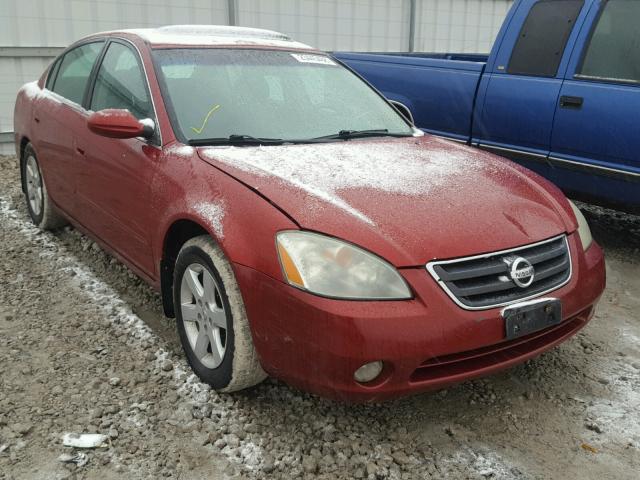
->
xmin=76 ymin=147 xmax=85 ymax=156
xmin=559 ymin=96 xmax=584 ymax=109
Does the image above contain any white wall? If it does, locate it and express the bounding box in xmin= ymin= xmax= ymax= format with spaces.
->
xmin=415 ymin=0 xmax=513 ymax=53
xmin=0 ymin=0 xmax=229 ymax=46
xmin=0 ymin=0 xmax=513 ymax=154
xmin=0 ymin=0 xmax=229 ymax=152
xmin=237 ymin=0 xmax=411 ymax=51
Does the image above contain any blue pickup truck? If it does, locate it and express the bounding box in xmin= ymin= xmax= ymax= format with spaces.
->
xmin=335 ymin=0 xmax=639 ymax=212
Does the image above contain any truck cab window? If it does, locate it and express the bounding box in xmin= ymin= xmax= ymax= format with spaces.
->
xmin=507 ymin=0 xmax=584 ymax=77
xmin=577 ymin=0 xmax=640 ymax=84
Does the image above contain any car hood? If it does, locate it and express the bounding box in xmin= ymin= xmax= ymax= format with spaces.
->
xmin=197 ymin=136 xmax=575 ymax=266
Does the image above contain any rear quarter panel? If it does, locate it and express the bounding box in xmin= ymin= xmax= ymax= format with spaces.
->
xmin=13 ymin=80 xmax=42 ymax=158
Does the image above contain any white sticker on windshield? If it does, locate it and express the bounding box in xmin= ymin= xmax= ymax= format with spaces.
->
xmin=290 ymin=53 xmax=337 ymax=66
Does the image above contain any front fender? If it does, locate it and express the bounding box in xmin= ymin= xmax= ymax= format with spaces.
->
xmin=151 ymin=146 xmax=298 ymax=282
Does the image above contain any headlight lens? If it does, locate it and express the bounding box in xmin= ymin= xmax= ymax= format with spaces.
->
xmin=569 ymin=201 xmax=593 ymax=251
xmin=276 ymin=231 xmax=412 ymax=300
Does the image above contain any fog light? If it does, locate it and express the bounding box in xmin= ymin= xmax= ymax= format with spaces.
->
xmin=353 ymin=361 xmax=384 ymax=383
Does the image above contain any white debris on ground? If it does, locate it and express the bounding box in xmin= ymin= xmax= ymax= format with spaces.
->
xmin=62 ymin=433 xmax=109 ymax=449
xmin=58 ymin=452 xmax=88 ymax=467
xmin=0 ymin=154 xmax=639 ymax=479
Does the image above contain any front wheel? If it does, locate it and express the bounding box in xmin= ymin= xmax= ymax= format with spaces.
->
xmin=173 ymin=235 xmax=266 ymax=392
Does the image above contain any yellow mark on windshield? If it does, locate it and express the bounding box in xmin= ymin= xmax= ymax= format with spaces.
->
xmin=191 ymin=104 xmax=221 ymax=134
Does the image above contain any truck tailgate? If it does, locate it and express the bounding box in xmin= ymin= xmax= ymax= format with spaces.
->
xmin=334 ymin=52 xmax=485 ymax=141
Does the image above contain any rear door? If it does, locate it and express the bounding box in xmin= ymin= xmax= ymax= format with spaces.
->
xmin=76 ymin=39 xmax=160 ymax=276
xmin=550 ymin=0 xmax=640 ymax=208
xmin=473 ymin=0 xmax=586 ymax=179
xmin=35 ymin=41 xmax=104 ymax=214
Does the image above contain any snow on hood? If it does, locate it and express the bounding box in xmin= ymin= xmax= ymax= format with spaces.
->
xmin=200 ymin=138 xmax=489 ymax=225
xmin=198 ymin=137 xmax=570 ymax=265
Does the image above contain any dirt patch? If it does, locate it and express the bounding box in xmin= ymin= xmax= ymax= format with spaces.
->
xmin=0 ymin=155 xmax=638 ymax=479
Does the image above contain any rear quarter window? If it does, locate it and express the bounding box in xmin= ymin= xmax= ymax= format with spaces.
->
xmin=507 ymin=0 xmax=584 ymax=77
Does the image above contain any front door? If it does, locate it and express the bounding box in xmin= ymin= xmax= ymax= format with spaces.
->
xmin=550 ymin=0 xmax=640 ymax=208
xmin=76 ymin=40 xmax=159 ymax=276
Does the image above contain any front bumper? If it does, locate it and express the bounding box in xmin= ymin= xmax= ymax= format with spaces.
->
xmin=234 ymin=233 xmax=605 ymax=402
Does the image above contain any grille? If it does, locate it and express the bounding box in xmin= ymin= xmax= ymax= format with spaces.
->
xmin=427 ymin=235 xmax=571 ymax=310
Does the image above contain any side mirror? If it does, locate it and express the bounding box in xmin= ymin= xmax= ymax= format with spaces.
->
xmin=87 ymin=109 xmax=154 ymax=139
xmin=389 ymin=100 xmax=414 ymax=125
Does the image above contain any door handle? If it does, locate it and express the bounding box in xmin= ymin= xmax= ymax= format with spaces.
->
xmin=559 ymin=96 xmax=584 ymax=109
xmin=76 ymin=147 xmax=85 ymax=156
xmin=34 ymin=117 xmax=40 ymax=123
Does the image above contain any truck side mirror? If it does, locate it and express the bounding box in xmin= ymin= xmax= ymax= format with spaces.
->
xmin=389 ymin=100 xmax=414 ymax=125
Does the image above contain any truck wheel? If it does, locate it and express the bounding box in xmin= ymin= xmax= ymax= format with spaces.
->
xmin=20 ymin=143 xmax=67 ymax=230
xmin=173 ymin=235 xmax=266 ymax=392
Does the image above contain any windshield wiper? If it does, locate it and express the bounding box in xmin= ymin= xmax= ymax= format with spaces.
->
xmin=311 ymin=129 xmax=412 ymax=141
xmin=188 ymin=130 xmax=412 ymax=147
xmin=188 ymin=134 xmax=286 ymax=146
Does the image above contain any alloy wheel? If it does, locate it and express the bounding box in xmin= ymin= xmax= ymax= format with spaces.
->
xmin=25 ymin=155 xmax=43 ymax=217
xmin=180 ymin=263 xmax=228 ymax=369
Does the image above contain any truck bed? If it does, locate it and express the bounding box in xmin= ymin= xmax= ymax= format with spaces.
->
xmin=333 ymin=52 xmax=485 ymax=141
xmin=349 ymin=52 xmax=489 ymax=63
xmin=336 ymin=0 xmax=640 ymax=212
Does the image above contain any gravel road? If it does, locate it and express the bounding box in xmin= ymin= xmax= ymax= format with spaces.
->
xmin=0 ymin=154 xmax=638 ymax=479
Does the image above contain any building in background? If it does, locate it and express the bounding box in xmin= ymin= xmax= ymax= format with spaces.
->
xmin=0 ymin=0 xmax=512 ymax=153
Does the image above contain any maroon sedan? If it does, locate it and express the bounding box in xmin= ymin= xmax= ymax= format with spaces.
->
xmin=14 ymin=26 xmax=605 ymax=402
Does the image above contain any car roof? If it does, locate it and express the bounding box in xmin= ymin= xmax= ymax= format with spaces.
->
xmin=99 ymin=25 xmax=315 ymax=50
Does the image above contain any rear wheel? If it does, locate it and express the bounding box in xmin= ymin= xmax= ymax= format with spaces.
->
xmin=20 ymin=144 xmax=67 ymax=230
xmin=173 ymin=235 xmax=266 ymax=392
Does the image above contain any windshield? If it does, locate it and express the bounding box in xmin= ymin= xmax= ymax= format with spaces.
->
xmin=153 ymin=49 xmax=413 ymax=143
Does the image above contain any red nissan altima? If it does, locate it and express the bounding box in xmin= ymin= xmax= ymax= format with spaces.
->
xmin=14 ymin=26 xmax=605 ymax=402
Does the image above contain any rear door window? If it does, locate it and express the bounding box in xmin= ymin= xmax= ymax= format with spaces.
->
xmin=508 ymin=0 xmax=584 ymax=77
xmin=90 ymin=42 xmax=153 ymax=120
xmin=52 ymin=42 xmax=104 ymax=105
xmin=577 ymin=0 xmax=640 ymax=84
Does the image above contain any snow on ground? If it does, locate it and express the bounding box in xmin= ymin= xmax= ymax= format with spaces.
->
xmin=1 ymin=194 xmax=267 ymax=473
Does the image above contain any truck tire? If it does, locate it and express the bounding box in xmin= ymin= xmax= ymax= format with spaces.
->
xmin=20 ymin=143 xmax=67 ymax=230
xmin=173 ymin=235 xmax=266 ymax=392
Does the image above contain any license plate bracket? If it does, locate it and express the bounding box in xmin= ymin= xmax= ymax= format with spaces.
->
xmin=503 ymin=299 xmax=562 ymax=340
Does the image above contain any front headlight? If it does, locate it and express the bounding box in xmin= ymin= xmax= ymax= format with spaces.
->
xmin=569 ymin=201 xmax=593 ymax=251
xmin=276 ymin=231 xmax=412 ymax=300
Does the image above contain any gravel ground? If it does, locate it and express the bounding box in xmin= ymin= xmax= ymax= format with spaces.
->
xmin=0 ymin=154 xmax=639 ymax=479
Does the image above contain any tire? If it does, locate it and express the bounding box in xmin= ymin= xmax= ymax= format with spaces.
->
xmin=173 ymin=235 xmax=266 ymax=392
xmin=20 ymin=143 xmax=67 ymax=230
